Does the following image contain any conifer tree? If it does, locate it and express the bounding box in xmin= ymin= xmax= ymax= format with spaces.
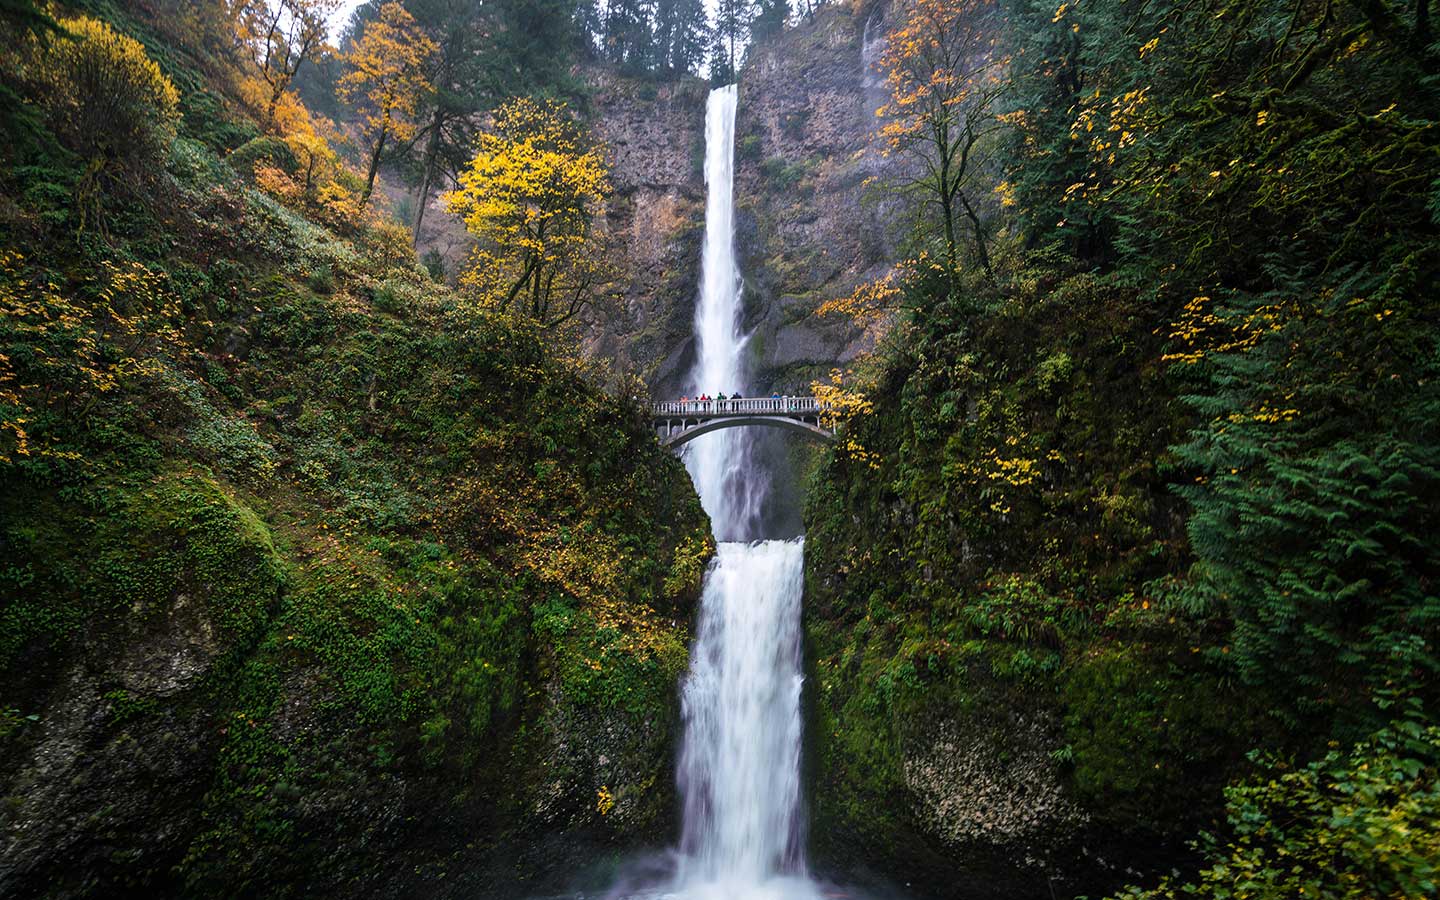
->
xmin=712 ymin=0 xmax=752 ymax=79
xmin=708 ymin=28 xmax=734 ymax=84
xmin=603 ymin=0 xmax=655 ymax=72
xmin=403 ymin=0 xmax=490 ymax=241
xmin=750 ymin=0 xmax=788 ymax=42
xmin=653 ymin=0 xmax=708 ymax=73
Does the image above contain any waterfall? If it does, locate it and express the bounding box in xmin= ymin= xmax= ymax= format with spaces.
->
xmin=684 ymin=84 xmax=761 ymax=542
xmin=669 ymin=85 xmax=819 ymax=900
xmin=675 ymin=541 xmax=811 ymax=893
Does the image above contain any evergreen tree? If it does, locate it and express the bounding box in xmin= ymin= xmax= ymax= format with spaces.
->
xmin=749 ymin=0 xmax=788 ymax=42
xmin=603 ymin=0 xmax=655 ymax=72
xmin=653 ymin=0 xmax=708 ymax=74
xmin=402 ymin=0 xmax=490 ymax=241
xmin=712 ymin=0 xmax=752 ymax=79
xmin=708 ymin=28 xmax=734 ymax=84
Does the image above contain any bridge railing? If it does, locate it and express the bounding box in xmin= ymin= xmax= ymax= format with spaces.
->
xmin=651 ymin=397 xmax=825 ymax=417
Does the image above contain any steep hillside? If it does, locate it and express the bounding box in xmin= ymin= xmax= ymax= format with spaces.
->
xmin=800 ymin=0 xmax=1440 ymax=897
xmin=0 ymin=5 xmax=710 ymax=897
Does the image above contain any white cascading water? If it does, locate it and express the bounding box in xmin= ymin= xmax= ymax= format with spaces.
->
xmin=684 ymin=84 xmax=763 ymax=543
xmin=670 ymin=84 xmax=819 ymax=900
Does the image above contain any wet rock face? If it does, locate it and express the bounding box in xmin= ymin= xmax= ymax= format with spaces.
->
xmin=732 ymin=2 xmax=903 ymax=392
xmin=0 ymin=608 xmax=240 ymax=898
xmin=406 ymin=11 xmax=898 ymax=396
xmin=578 ymin=6 xmax=903 ymax=396
xmin=902 ymin=717 xmax=1089 ymax=877
xmin=585 ymin=71 xmax=710 ymax=390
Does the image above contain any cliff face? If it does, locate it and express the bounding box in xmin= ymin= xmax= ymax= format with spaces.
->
xmin=584 ymin=71 xmax=710 ymax=391
xmin=556 ymin=6 xmax=898 ymax=396
xmin=404 ymin=7 xmax=895 ymax=399
xmin=731 ymin=2 xmax=901 ymax=392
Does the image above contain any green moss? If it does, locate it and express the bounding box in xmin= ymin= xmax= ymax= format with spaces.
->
xmin=0 ymin=470 xmax=284 ymax=671
xmin=1060 ymin=645 xmax=1259 ymax=830
xmin=103 ymin=689 xmax=160 ymax=726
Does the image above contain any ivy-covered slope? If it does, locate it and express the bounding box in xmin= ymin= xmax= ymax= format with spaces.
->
xmin=803 ymin=269 xmax=1269 ymax=898
xmin=0 ymin=5 xmax=710 ymax=898
xmin=801 ymin=1 xmax=1440 ymax=898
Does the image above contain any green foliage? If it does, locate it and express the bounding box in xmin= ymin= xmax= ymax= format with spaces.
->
xmin=737 ymin=133 xmax=763 ymax=161
xmin=759 ymin=155 xmax=814 ymax=192
xmin=0 ymin=5 xmax=712 ymax=891
xmin=0 ymin=470 xmax=285 ymax=671
xmin=18 ymin=11 xmax=180 ymax=223
xmin=806 ymin=0 xmax=1440 ymax=889
xmin=1022 ymin=0 xmax=1440 ymax=716
xmin=227 ymin=135 xmax=299 ymax=178
xmin=1062 ymin=647 xmax=1258 ymax=829
xmin=1108 ymin=710 xmax=1440 ymax=900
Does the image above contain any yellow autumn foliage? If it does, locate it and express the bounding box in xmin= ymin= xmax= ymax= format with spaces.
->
xmin=445 ymin=97 xmax=614 ymax=330
xmin=339 ymin=2 xmax=435 ymax=205
xmin=812 ymin=369 xmax=881 ymax=469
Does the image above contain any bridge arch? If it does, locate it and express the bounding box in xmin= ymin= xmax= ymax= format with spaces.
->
xmin=661 ymin=415 xmax=835 ymax=449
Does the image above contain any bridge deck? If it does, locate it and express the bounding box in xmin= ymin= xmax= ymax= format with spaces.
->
xmin=651 ymin=397 xmax=823 ymax=418
xmin=649 ymin=397 xmax=833 ymax=448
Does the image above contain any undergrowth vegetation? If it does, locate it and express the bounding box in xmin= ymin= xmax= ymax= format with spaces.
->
xmin=0 ymin=3 xmax=709 ymax=895
xmin=805 ymin=0 xmax=1439 ymax=896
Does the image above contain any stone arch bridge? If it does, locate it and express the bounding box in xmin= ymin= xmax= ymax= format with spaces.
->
xmin=651 ymin=398 xmax=834 ymax=448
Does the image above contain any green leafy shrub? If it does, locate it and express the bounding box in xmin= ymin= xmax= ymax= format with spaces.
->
xmin=307 ymin=265 xmax=335 ymax=295
xmin=759 ymin=155 xmax=813 ymax=192
xmin=1108 ymin=711 xmax=1440 ymax=900
xmin=226 ymin=135 xmax=298 ymax=179
xmin=21 ymin=12 xmax=179 ymax=220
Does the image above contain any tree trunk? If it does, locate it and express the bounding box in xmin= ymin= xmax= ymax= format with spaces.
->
xmin=959 ymin=192 xmax=993 ymax=281
xmin=266 ymin=79 xmax=286 ymax=132
xmin=412 ymin=109 xmax=445 ymax=244
xmin=361 ymin=128 xmax=389 ymax=208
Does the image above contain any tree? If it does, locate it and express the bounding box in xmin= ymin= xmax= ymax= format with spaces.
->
xmin=23 ymin=12 xmax=180 ymax=230
xmin=712 ymin=0 xmax=752 ymax=78
xmin=444 ymin=97 xmax=613 ymax=330
xmin=239 ymin=0 xmax=338 ymax=127
xmin=603 ymin=0 xmax=654 ymax=70
xmin=402 ymin=0 xmax=489 ymax=243
xmin=653 ymin=0 xmax=708 ymax=73
xmin=876 ymin=0 xmax=1007 ymax=279
xmin=750 ymin=0 xmax=788 ymax=42
xmin=337 ymin=1 xmax=436 ymax=206
xmin=708 ymin=29 xmax=735 ymax=84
